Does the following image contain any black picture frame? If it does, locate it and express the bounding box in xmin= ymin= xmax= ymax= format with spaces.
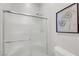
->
xmin=56 ymin=3 xmax=79 ymax=33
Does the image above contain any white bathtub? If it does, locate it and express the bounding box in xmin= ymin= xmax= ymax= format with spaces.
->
xmin=54 ymin=46 xmax=75 ymax=56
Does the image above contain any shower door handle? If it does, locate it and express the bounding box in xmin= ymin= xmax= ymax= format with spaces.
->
xmin=5 ymin=39 xmax=30 ymax=44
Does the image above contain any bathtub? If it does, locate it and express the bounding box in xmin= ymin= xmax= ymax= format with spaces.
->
xmin=54 ymin=46 xmax=75 ymax=56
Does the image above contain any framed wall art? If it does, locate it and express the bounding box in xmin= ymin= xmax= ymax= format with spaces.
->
xmin=56 ymin=3 xmax=79 ymax=33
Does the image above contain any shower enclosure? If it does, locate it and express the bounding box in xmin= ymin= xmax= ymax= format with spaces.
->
xmin=2 ymin=10 xmax=48 ymax=56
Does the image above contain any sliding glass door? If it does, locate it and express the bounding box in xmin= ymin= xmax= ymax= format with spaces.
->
xmin=3 ymin=11 xmax=48 ymax=56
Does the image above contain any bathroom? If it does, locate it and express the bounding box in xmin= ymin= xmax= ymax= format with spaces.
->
xmin=0 ymin=3 xmax=79 ymax=56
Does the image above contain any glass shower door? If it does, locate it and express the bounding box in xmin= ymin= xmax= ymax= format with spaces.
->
xmin=3 ymin=12 xmax=32 ymax=56
xmin=30 ymin=18 xmax=48 ymax=56
xmin=3 ymin=11 xmax=48 ymax=56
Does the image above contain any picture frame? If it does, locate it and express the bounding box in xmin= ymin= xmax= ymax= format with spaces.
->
xmin=56 ymin=3 xmax=79 ymax=33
